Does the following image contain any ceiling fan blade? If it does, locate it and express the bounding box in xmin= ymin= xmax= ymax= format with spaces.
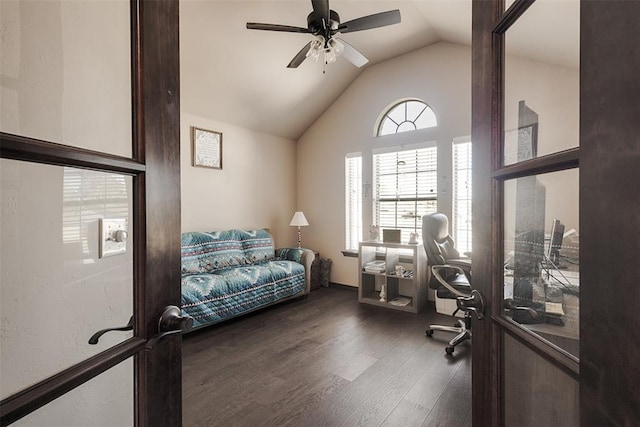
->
xmin=311 ymin=0 xmax=330 ymax=24
xmin=338 ymin=10 xmax=401 ymax=34
xmin=287 ymin=41 xmax=314 ymax=68
xmin=246 ymin=23 xmax=311 ymax=33
xmin=336 ymin=38 xmax=369 ymax=68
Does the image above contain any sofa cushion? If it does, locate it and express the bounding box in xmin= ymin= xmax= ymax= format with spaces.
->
xmin=181 ymin=231 xmax=246 ymax=275
xmin=275 ymin=247 xmax=306 ymax=264
xmin=238 ymin=229 xmax=275 ymax=263
xmin=259 ymin=259 xmax=305 ymax=284
xmin=181 ymin=261 xmax=305 ymax=328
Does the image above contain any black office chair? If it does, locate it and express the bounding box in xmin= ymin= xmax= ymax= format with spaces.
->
xmin=422 ymin=213 xmax=483 ymax=355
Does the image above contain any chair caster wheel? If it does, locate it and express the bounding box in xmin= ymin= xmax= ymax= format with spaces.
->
xmin=425 ymin=328 xmax=433 ymax=337
xmin=445 ymin=346 xmax=455 ymax=355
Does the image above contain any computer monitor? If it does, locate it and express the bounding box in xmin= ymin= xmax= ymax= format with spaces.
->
xmin=547 ymin=219 xmax=565 ymax=266
xmin=512 ymin=176 xmax=546 ymax=304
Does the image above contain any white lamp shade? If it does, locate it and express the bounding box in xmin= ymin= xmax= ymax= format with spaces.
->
xmin=289 ymin=211 xmax=309 ymax=227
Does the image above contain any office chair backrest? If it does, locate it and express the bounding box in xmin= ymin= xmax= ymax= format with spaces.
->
xmin=422 ymin=213 xmax=460 ymax=266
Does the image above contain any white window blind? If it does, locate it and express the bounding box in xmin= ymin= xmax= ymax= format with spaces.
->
xmin=63 ymin=168 xmax=129 ymax=253
xmin=345 ymin=153 xmax=362 ymax=251
xmin=453 ymin=139 xmax=472 ymax=254
xmin=373 ymin=146 xmax=438 ymax=243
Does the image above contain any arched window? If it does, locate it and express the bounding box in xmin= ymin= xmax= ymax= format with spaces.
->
xmin=377 ymin=100 xmax=437 ymax=136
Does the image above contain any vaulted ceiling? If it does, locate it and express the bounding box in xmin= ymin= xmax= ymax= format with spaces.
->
xmin=180 ymin=1 xmax=471 ymax=140
xmin=180 ymin=0 xmax=578 ymax=141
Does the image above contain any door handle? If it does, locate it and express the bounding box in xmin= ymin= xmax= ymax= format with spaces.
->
xmin=456 ymin=290 xmax=485 ymax=320
xmin=145 ymin=306 xmax=193 ymax=351
xmin=88 ymin=316 xmax=134 ymax=345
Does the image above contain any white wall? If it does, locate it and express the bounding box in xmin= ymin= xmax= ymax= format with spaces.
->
xmin=180 ymin=113 xmax=299 ymax=247
xmin=297 ymin=42 xmax=473 ymax=286
xmin=296 ymin=41 xmax=579 ymax=287
xmin=0 ymin=0 xmax=131 ymax=157
xmin=504 ymin=54 xmax=580 ymax=237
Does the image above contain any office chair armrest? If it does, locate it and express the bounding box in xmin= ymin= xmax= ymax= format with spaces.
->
xmin=431 ymin=265 xmax=471 ymax=298
xmin=446 ymin=258 xmax=472 ymax=278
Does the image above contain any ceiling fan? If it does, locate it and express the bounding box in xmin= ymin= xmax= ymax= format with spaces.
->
xmin=246 ymin=0 xmax=401 ymax=69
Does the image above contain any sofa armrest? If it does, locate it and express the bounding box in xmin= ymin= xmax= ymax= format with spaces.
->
xmin=276 ymin=247 xmax=315 ymax=293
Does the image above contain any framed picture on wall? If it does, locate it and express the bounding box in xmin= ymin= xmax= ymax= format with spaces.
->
xmin=516 ymin=123 xmax=538 ymax=162
xmin=504 ymin=123 xmax=538 ymax=165
xmin=191 ymin=127 xmax=222 ymax=169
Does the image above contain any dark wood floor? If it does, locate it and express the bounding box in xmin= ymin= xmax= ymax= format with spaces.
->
xmin=182 ymin=285 xmax=471 ymax=427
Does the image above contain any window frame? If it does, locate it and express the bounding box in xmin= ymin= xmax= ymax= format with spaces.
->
xmin=376 ymin=99 xmax=437 ymax=137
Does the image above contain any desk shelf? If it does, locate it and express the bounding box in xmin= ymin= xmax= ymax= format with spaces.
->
xmin=358 ymin=241 xmax=427 ymax=313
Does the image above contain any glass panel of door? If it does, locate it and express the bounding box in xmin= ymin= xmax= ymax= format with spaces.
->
xmin=0 ymin=0 xmax=132 ymax=157
xmin=503 ymin=0 xmax=579 ymax=166
xmin=1 ymin=159 xmax=133 ymax=398
xmin=503 ymin=168 xmax=579 ymax=358
xmin=12 ymin=359 xmax=133 ymax=427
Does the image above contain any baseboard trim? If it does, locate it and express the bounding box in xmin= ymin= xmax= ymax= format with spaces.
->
xmin=327 ymin=282 xmax=357 ymax=291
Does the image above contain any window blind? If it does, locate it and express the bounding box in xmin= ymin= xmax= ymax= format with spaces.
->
xmin=63 ymin=168 xmax=129 ymax=250
xmin=373 ymin=146 xmax=438 ymax=242
xmin=453 ymin=139 xmax=472 ymax=254
xmin=345 ymin=154 xmax=362 ymax=251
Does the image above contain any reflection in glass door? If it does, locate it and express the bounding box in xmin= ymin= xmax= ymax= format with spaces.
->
xmin=478 ymin=0 xmax=581 ymax=425
xmin=473 ymin=0 xmax=640 ymax=425
xmin=503 ymin=169 xmax=579 ymax=358
xmin=0 ymin=160 xmax=134 ymax=402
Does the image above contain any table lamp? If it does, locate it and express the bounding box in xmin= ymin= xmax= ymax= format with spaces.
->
xmin=289 ymin=211 xmax=309 ymax=248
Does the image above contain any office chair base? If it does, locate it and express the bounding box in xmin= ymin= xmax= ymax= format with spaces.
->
xmin=425 ymin=319 xmax=471 ymax=354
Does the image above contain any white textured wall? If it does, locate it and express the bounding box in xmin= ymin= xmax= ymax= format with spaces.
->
xmin=504 ymin=55 xmax=580 ymax=237
xmin=180 ymin=113 xmax=299 ymax=248
xmin=13 ymin=360 xmax=133 ymax=427
xmin=297 ymin=42 xmax=473 ymax=286
xmin=505 ymin=55 xmax=579 ymax=158
xmin=0 ymin=0 xmax=131 ymax=156
xmin=1 ymin=160 xmax=134 ymax=425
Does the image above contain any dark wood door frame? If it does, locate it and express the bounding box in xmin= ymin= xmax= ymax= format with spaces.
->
xmin=471 ymin=0 xmax=502 ymax=425
xmin=135 ymin=0 xmax=182 ymax=424
xmin=472 ymin=0 xmax=640 ymax=425
xmin=580 ymin=2 xmax=640 ymax=424
xmin=135 ymin=0 xmax=182 ymax=425
xmin=0 ymin=1 xmax=182 ymax=425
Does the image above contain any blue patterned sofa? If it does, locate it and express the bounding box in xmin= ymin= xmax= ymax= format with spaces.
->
xmin=180 ymin=229 xmax=314 ymax=329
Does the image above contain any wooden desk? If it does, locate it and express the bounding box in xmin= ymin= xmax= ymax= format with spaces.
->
xmin=504 ymin=269 xmax=580 ymax=357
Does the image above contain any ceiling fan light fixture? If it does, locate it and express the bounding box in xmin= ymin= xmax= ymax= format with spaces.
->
xmin=328 ymin=38 xmax=344 ymax=56
xmin=247 ymin=2 xmax=400 ymax=70
xmin=306 ymin=36 xmax=324 ymax=62
xmin=308 ymin=49 xmax=321 ymax=62
xmin=324 ymin=47 xmax=337 ymax=64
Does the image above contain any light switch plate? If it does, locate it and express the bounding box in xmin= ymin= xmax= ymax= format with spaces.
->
xmin=99 ymin=218 xmax=128 ymax=258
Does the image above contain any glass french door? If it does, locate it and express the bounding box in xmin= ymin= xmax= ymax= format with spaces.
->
xmin=0 ymin=1 xmax=182 ymax=425
xmin=471 ymin=0 xmax=640 ymax=425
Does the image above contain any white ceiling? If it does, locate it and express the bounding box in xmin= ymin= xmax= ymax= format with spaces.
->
xmin=180 ymin=0 xmax=578 ymax=141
